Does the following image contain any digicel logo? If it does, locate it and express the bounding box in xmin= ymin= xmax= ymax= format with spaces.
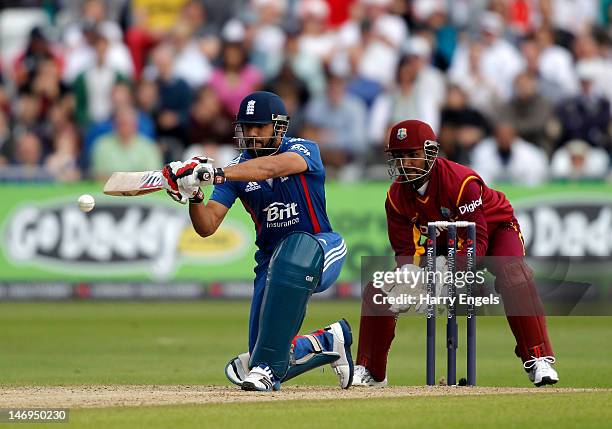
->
xmin=459 ymin=197 xmax=482 ymax=215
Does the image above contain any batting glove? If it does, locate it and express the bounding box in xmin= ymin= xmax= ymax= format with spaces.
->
xmin=166 ymin=189 xmax=187 ymax=204
xmin=162 ymin=156 xmax=214 ymax=202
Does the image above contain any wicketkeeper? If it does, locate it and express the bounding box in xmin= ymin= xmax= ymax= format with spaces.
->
xmin=354 ymin=120 xmax=558 ymax=387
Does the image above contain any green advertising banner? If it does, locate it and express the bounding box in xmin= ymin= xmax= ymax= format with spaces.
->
xmin=1 ymin=182 xmax=612 ymax=283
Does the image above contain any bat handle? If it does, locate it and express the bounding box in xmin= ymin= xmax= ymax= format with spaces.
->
xmin=196 ymin=168 xmax=207 ymax=181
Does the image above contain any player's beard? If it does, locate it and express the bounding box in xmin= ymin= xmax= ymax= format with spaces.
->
xmin=246 ymin=136 xmax=279 ymax=158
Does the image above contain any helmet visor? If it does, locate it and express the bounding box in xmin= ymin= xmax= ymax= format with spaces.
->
xmin=234 ymin=114 xmax=289 ymax=157
xmin=387 ymin=140 xmax=439 ymax=182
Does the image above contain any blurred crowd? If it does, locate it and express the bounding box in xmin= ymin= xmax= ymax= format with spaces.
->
xmin=0 ymin=0 xmax=610 ymax=185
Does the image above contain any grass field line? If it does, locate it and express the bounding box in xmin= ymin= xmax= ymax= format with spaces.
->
xmin=0 ymin=385 xmax=609 ymax=409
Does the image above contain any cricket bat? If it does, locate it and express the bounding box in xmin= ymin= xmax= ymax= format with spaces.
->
xmin=103 ymin=167 xmax=212 ymax=196
xmin=103 ymin=170 xmax=166 ymax=196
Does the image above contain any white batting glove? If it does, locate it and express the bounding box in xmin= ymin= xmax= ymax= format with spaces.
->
xmin=162 ymin=156 xmax=214 ymax=202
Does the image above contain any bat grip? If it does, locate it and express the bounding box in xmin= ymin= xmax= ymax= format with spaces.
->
xmin=196 ymin=168 xmax=207 ymax=181
xmin=196 ymin=166 xmax=225 ymax=184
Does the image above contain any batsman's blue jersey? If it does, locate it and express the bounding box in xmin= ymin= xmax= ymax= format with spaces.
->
xmin=210 ymin=137 xmax=346 ymax=352
xmin=210 ymin=137 xmax=333 ymax=255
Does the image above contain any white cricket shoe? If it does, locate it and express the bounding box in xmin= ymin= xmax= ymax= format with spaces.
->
xmin=241 ymin=365 xmax=280 ymax=392
xmin=524 ymin=356 xmax=559 ymax=387
xmin=352 ymin=365 xmax=388 ymax=387
xmin=326 ymin=319 xmax=354 ymax=389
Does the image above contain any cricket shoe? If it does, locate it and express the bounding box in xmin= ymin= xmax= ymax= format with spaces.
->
xmin=241 ymin=364 xmax=281 ymax=392
xmin=352 ymin=365 xmax=388 ymax=387
xmin=326 ymin=319 xmax=354 ymax=389
xmin=225 ymin=352 xmax=250 ymax=387
xmin=524 ymin=356 xmax=559 ymax=387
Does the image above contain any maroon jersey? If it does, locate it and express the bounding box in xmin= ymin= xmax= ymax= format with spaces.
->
xmin=386 ymin=158 xmax=515 ymax=260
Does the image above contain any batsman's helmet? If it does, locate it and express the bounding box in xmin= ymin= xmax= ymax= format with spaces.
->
xmin=235 ymin=91 xmax=290 ymax=157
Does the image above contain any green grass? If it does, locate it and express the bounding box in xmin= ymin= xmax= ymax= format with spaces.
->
xmin=1 ymin=302 xmax=611 ymax=387
xmin=1 ymin=302 xmax=611 ymax=428
xmin=13 ymin=393 xmax=612 ymax=429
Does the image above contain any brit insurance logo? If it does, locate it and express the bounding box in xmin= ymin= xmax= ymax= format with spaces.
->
xmin=263 ymin=202 xmax=300 ymax=228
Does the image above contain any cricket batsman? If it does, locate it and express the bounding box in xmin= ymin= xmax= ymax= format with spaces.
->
xmin=353 ymin=119 xmax=558 ymax=387
xmin=161 ymin=91 xmax=353 ymax=391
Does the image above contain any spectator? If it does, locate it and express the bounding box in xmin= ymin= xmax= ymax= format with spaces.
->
xmin=0 ymin=73 xmax=9 ymax=115
xmin=47 ymin=103 xmax=78 ymax=151
xmin=555 ymin=61 xmax=611 ymax=152
xmin=150 ymin=44 xmax=192 ymax=151
xmin=450 ymin=41 xmax=502 ymax=118
xmin=0 ymin=110 xmax=10 ymax=164
xmin=13 ymin=132 xmax=44 ymax=166
xmin=209 ymin=39 xmax=263 ymax=117
xmin=72 ymin=32 xmax=127 ymax=126
xmin=544 ymin=0 xmax=598 ymax=36
xmin=55 ymin=0 xmax=129 ymax=28
xmin=551 ymin=139 xmax=610 ymax=181
xmin=343 ymin=45 xmax=383 ymax=110
xmin=278 ymin=28 xmax=326 ymax=97
xmin=501 ymin=72 xmax=554 ymax=153
xmin=296 ymin=0 xmax=336 ymax=64
xmin=450 ymin=11 xmax=524 ymax=100
xmin=29 ymin=59 xmax=72 ymax=128
xmin=249 ymin=0 xmax=288 ymax=79
xmin=91 ymin=106 xmax=161 ymax=179
xmin=168 ymin=22 xmax=213 ymax=88
xmin=135 ymin=79 xmax=159 ymax=118
xmin=12 ymin=92 xmax=45 ymax=144
xmin=471 ymin=121 xmax=548 ymax=186
xmin=506 ymin=0 xmax=537 ymax=37
xmin=369 ymin=55 xmax=439 ymax=147
xmin=572 ymin=33 xmax=612 ymax=103
xmin=263 ymin=62 xmax=310 ymax=136
xmin=2 ymin=132 xmax=54 ymax=181
xmin=405 ymin=36 xmax=446 ymax=118
xmin=180 ymin=0 xmax=215 ymax=38
xmin=303 ymin=70 xmax=367 ymax=171
xmin=356 ymin=0 xmax=408 ymax=87
xmin=125 ymin=0 xmax=188 ymax=77
xmin=84 ymin=81 xmax=155 ymax=164
xmin=425 ymin=6 xmax=458 ymax=71
xmin=273 ymin=82 xmax=307 ymax=138
xmin=533 ymin=27 xmax=578 ymax=97
xmin=187 ymin=87 xmax=233 ymax=146
xmin=520 ymin=37 xmax=567 ymax=103
xmin=45 ymin=128 xmax=82 ymax=182
xmin=12 ymin=27 xmax=63 ymax=92
xmin=62 ymin=0 xmax=133 ymax=83
xmin=438 ymin=84 xmax=490 ymax=164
